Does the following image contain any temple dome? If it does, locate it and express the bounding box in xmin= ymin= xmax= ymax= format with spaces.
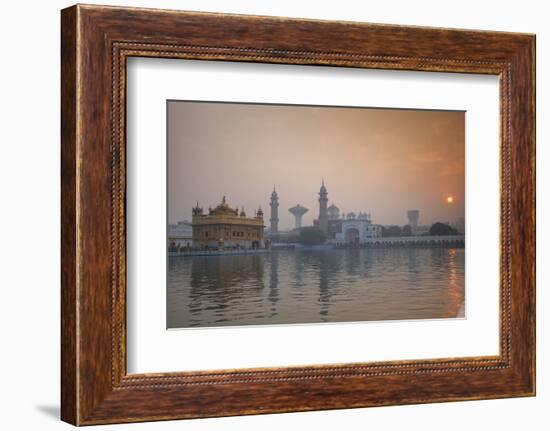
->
xmin=209 ymin=196 xmax=238 ymax=216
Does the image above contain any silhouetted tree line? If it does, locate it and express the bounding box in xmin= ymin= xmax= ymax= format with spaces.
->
xmin=382 ymin=222 xmax=459 ymax=237
xmin=298 ymin=227 xmax=327 ymax=245
xmin=428 ymin=222 xmax=460 ymax=236
xmin=382 ymin=225 xmax=403 ymax=237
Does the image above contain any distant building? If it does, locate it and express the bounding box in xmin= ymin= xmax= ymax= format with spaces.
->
xmin=191 ymin=196 xmax=265 ymax=249
xmin=275 ymin=180 xmax=383 ymax=245
xmin=323 ymin=203 xmax=343 ymax=239
xmin=168 ymin=221 xmax=193 ymax=250
xmin=327 ymin=203 xmax=340 ymax=220
xmin=407 ymin=210 xmax=420 ymax=229
xmin=288 ymin=204 xmax=308 ymax=229
xmin=334 ymin=212 xmax=382 ymax=245
xmin=314 ymin=182 xmax=342 ymax=238
xmin=317 ymin=179 xmax=329 ymax=234
xmin=270 ymin=186 xmax=279 ymax=235
xmin=311 ymin=187 xmax=382 ymax=243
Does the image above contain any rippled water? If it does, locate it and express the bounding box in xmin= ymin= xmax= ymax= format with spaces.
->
xmin=167 ymin=248 xmax=465 ymax=329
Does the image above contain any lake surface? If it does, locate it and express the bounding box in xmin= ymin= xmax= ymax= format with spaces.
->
xmin=167 ymin=247 xmax=465 ymax=329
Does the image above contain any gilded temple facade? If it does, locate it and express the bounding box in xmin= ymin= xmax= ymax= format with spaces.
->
xmin=191 ymin=196 xmax=265 ymax=249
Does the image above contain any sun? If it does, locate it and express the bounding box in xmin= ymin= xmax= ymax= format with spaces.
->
xmin=446 ymin=196 xmax=454 ymax=204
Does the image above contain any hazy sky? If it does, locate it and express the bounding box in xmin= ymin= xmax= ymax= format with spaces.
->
xmin=168 ymin=101 xmax=464 ymax=229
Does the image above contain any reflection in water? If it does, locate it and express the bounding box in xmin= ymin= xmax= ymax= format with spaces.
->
xmin=167 ymin=248 xmax=465 ymax=329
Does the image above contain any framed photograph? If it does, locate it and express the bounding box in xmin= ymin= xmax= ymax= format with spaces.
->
xmin=61 ymin=4 xmax=535 ymax=425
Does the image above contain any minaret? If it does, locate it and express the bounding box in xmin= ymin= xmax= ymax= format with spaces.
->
xmin=318 ymin=179 xmax=329 ymax=233
xmin=270 ymin=186 xmax=279 ymax=235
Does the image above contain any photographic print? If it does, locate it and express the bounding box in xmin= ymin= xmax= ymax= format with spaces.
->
xmin=167 ymin=101 xmax=465 ymax=329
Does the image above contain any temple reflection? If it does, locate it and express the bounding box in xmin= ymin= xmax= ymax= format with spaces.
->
xmin=268 ymin=252 xmax=279 ymax=316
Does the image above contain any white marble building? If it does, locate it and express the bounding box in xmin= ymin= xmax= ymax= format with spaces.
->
xmin=168 ymin=221 xmax=193 ymax=248
xmin=334 ymin=212 xmax=382 ymax=245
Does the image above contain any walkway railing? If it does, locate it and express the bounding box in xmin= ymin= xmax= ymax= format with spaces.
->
xmin=360 ymin=235 xmax=465 ymax=247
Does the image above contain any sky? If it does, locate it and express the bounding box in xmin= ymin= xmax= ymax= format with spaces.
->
xmin=168 ymin=101 xmax=465 ymax=229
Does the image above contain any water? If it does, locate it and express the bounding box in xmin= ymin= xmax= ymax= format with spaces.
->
xmin=167 ymin=247 xmax=465 ymax=329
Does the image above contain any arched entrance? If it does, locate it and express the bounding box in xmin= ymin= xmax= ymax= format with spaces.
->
xmin=344 ymin=227 xmax=360 ymax=247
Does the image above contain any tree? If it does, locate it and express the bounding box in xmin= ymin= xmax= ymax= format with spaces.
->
xmin=429 ymin=222 xmax=459 ymax=236
xmin=382 ymin=225 xmax=402 ymax=237
xmin=402 ymin=225 xmax=412 ymax=236
xmin=298 ymin=227 xmax=327 ymax=245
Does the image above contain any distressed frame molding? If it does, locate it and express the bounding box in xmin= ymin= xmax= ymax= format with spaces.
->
xmin=61 ymin=4 xmax=535 ymax=425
